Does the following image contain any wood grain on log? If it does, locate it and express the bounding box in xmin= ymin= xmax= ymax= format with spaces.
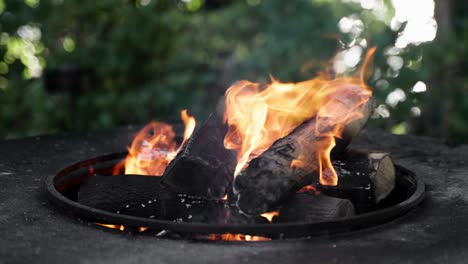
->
xmin=276 ymin=193 xmax=355 ymax=223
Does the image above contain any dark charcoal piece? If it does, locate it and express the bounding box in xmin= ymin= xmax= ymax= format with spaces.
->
xmin=77 ymin=175 xmax=262 ymax=225
xmin=318 ymin=150 xmax=395 ymax=213
xmin=276 ymin=193 xmax=355 ymax=223
xmin=160 ymin=99 xmax=237 ymax=199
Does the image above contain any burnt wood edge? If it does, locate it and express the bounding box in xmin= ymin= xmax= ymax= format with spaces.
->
xmin=160 ymin=99 xmax=236 ymax=199
xmin=45 ymin=152 xmax=425 ymax=238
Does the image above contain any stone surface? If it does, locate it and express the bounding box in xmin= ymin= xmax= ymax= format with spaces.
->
xmin=0 ymin=127 xmax=468 ymax=263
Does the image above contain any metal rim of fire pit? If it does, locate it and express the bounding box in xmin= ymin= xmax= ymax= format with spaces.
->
xmin=45 ymin=152 xmax=425 ymax=238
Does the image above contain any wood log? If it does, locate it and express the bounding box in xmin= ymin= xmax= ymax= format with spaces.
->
xmin=160 ymin=99 xmax=237 ymax=199
xmin=233 ymin=86 xmax=375 ymax=215
xmin=77 ymin=174 xmax=263 ymax=225
xmin=160 ymin=86 xmax=373 ymax=201
xmin=78 ymin=174 xmax=203 ymax=220
xmin=78 ymin=174 xmax=161 ymax=217
xmin=331 ymin=97 xmax=375 ymax=158
xmin=275 ymin=193 xmax=355 ymax=223
xmin=233 ymin=118 xmax=321 ymax=215
xmin=234 ymin=147 xmax=395 ymax=215
xmin=318 ymin=150 xmax=396 ymax=213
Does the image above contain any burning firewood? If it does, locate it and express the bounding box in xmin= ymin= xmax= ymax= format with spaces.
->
xmin=235 ymin=147 xmax=395 ymax=215
xmin=233 ymin=117 xmax=322 ymax=215
xmin=233 ymin=83 xmax=373 ymax=215
xmin=319 ymin=150 xmax=396 ymax=212
xmin=160 ymin=99 xmax=237 ymax=199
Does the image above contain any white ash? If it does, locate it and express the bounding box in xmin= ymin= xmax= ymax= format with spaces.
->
xmin=156 ymin=230 xmax=169 ymax=237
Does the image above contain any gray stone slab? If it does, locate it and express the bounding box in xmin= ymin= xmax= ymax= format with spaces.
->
xmin=0 ymin=128 xmax=467 ymax=264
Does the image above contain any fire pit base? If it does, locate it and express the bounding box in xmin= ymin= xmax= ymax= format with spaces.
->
xmin=46 ymin=152 xmax=425 ymax=239
xmin=3 ymin=128 xmax=468 ymax=262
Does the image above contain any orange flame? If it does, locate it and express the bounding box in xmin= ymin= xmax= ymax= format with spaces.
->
xmin=178 ymin=109 xmax=197 ymax=152
xmin=114 ymin=110 xmax=196 ymax=176
xmin=96 ymin=223 xmax=148 ymax=232
xmin=207 ymin=233 xmax=271 ymax=241
xmin=260 ymin=211 xmax=279 ymax=222
xmin=95 ymin=223 xmax=270 ymax=240
xmin=224 ymin=49 xmax=375 ymax=186
xmin=138 ymin=226 xmax=148 ymax=232
xmin=96 ymin=223 xmax=125 ymax=231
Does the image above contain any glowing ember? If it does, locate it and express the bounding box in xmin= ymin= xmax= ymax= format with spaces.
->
xmin=260 ymin=211 xmax=279 ymax=222
xmin=114 ymin=110 xmax=196 ymax=176
xmin=88 ymin=166 xmax=95 ymax=175
xmin=96 ymin=224 xmax=270 ymax=241
xmin=138 ymin=227 xmax=148 ymax=232
xmin=298 ymin=185 xmax=320 ymax=195
xmin=224 ymin=49 xmax=375 ymax=186
xmin=96 ymin=223 xmax=125 ymax=231
xmin=207 ymin=233 xmax=271 ymax=241
xmin=96 ymin=223 xmax=148 ymax=232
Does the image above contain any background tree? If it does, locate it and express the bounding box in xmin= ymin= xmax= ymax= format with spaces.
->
xmin=1 ymin=0 xmax=465 ymax=144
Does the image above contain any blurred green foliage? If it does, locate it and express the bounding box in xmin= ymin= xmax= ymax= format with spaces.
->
xmin=0 ymin=0 xmax=466 ymax=143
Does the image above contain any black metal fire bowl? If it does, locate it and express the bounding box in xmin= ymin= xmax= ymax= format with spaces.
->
xmin=45 ymin=152 xmax=425 ymax=239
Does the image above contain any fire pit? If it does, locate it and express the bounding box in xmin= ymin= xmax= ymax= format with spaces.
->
xmin=46 ymin=151 xmax=424 ymax=239
xmin=45 ymin=50 xmax=425 ymax=240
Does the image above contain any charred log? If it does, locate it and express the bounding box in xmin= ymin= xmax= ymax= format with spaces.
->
xmin=276 ymin=193 xmax=355 ymax=223
xmin=78 ymin=174 xmax=161 ymax=217
xmin=160 ymin=99 xmax=237 ymax=199
xmin=78 ymin=174 xmax=206 ymax=220
xmin=160 ymin=86 xmax=372 ymax=201
xmin=77 ymin=175 xmax=262 ymax=225
xmin=234 ymin=146 xmax=395 ymax=215
xmin=233 ymin=118 xmax=321 ymax=215
xmin=318 ymin=150 xmax=396 ymax=213
xmin=233 ymin=86 xmax=374 ymax=215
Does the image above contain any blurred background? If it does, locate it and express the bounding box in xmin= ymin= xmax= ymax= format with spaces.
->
xmin=0 ymin=0 xmax=466 ymax=144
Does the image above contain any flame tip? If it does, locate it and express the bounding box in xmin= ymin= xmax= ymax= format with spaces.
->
xmin=117 ymin=110 xmax=196 ymax=176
